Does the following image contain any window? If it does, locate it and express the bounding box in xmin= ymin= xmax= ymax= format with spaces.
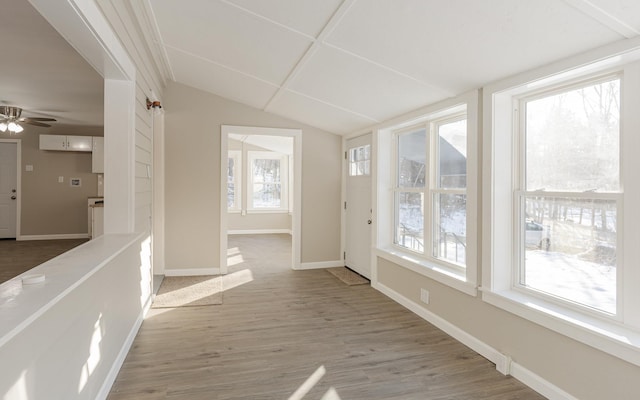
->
xmin=227 ymin=150 xmax=241 ymax=212
xmin=375 ymin=94 xmax=478 ymax=294
xmin=393 ymin=116 xmax=467 ymax=267
xmin=248 ymin=151 xmax=288 ymax=211
xmin=484 ymin=52 xmax=640 ymax=367
xmin=517 ymin=77 xmax=620 ymax=314
xmin=349 ymin=144 xmax=371 ymax=176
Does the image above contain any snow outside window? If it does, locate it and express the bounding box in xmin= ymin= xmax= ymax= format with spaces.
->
xmin=517 ymin=76 xmax=621 ymax=315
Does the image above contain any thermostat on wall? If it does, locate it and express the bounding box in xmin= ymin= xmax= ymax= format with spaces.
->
xmin=70 ymin=178 xmax=82 ymax=187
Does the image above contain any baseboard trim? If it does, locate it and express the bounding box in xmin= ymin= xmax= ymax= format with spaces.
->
xmin=510 ymin=362 xmax=579 ymax=400
xmin=164 ymin=268 xmax=221 ymax=276
xmin=373 ymin=281 xmax=576 ymax=400
xmin=97 ymin=294 xmax=153 ymax=400
xmin=228 ymin=229 xmax=292 ymax=235
xmin=296 ymin=260 xmax=344 ymax=270
xmin=17 ymin=233 xmax=90 ymax=241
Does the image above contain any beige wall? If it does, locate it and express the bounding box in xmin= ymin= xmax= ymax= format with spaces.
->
xmin=164 ymin=82 xmax=341 ymax=270
xmin=377 ymin=243 xmax=640 ymax=399
xmin=2 ymin=125 xmax=103 ymax=236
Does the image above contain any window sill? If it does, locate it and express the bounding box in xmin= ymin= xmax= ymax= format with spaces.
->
xmin=375 ymin=247 xmax=477 ymax=296
xmin=481 ymin=289 xmax=640 ymax=367
xmin=246 ymin=209 xmax=289 ymax=214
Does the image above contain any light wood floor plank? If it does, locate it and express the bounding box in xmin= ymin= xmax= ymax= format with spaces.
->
xmin=108 ymin=234 xmax=543 ymax=400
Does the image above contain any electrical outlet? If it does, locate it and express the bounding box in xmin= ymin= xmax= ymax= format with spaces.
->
xmin=420 ymin=288 xmax=430 ymax=304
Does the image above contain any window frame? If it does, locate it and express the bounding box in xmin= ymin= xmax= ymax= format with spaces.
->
xmin=512 ymin=74 xmax=623 ymax=318
xmin=246 ymin=150 xmax=289 ymax=213
xmin=483 ymin=52 xmax=640 ymax=368
xmin=376 ymin=91 xmax=478 ymax=296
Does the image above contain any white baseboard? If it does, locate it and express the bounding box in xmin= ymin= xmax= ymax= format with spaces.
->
xmin=228 ymin=229 xmax=292 ymax=235
xmin=373 ymin=281 xmax=576 ymax=400
xmin=296 ymin=260 xmax=344 ymax=270
xmin=17 ymin=233 xmax=90 ymax=241
xmin=164 ymin=267 xmax=221 ymax=276
xmin=97 ymin=294 xmax=153 ymax=400
xmin=510 ymin=362 xmax=579 ymax=400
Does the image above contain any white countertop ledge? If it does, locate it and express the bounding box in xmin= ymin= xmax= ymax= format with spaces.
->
xmin=0 ymin=232 xmax=144 ymax=348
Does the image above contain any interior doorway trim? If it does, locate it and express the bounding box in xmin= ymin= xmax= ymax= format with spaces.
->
xmin=220 ymin=125 xmax=302 ymax=274
xmin=0 ymin=139 xmax=21 ymax=239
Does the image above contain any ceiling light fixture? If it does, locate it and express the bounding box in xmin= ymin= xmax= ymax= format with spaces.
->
xmin=0 ymin=106 xmax=56 ymax=135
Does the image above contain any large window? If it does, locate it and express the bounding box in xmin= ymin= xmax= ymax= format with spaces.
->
xmin=485 ymin=53 xmax=640 ymax=367
xmin=377 ymin=94 xmax=477 ymax=294
xmin=393 ymin=116 xmax=467 ymax=268
xmin=248 ymin=151 xmax=288 ymax=211
xmin=517 ymin=77 xmax=620 ymax=314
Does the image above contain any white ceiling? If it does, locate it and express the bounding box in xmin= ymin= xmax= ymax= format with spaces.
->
xmin=149 ymin=0 xmax=640 ymax=135
xmin=0 ymin=0 xmax=103 ymax=130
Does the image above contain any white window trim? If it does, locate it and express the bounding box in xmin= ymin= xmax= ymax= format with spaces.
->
xmin=246 ymin=150 xmax=288 ymax=212
xmin=482 ymin=45 xmax=640 ymax=368
xmin=227 ymin=150 xmax=241 ymax=212
xmin=376 ymin=91 xmax=479 ymax=295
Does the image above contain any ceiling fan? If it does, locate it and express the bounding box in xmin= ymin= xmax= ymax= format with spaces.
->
xmin=0 ymin=106 xmax=56 ymax=134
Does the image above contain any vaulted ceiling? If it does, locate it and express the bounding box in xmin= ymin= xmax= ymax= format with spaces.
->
xmin=148 ymin=0 xmax=640 ymax=135
xmin=3 ymin=1 xmax=640 ymax=136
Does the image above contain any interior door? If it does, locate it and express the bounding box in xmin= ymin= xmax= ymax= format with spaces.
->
xmin=0 ymin=142 xmax=18 ymax=239
xmin=345 ymin=133 xmax=372 ymax=279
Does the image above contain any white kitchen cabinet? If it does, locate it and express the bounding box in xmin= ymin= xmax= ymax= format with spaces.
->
xmin=92 ymin=137 xmax=104 ymax=173
xmin=39 ymin=134 xmax=92 ymax=152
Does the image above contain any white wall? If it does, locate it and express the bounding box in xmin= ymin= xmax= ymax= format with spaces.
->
xmin=164 ymin=82 xmax=341 ymax=271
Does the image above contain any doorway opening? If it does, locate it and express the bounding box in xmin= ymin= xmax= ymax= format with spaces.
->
xmin=220 ymin=126 xmax=302 ymax=274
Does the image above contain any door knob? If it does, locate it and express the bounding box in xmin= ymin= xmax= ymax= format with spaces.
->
xmin=11 ymin=195 xmax=16 ymax=200
xmin=368 ymin=219 xmax=372 ymax=225
xmin=11 ymin=189 xmax=16 ymax=193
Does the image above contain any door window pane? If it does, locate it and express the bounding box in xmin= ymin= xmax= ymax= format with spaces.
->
xmin=525 ymin=79 xmax=620 ymax=192
xmin=349 ymin=144 xmax=371 ymax=176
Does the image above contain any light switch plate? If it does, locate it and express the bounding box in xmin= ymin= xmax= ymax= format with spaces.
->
xmin=25 ymin=165 xmax=33 ymax=172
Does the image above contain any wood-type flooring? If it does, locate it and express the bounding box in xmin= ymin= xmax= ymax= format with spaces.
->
xmin=108 ymin=234 xmax=544 ymax=400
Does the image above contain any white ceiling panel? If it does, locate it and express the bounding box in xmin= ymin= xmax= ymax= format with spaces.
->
xmin=167 ymin=47 xmax=278 ymax=110
xmin=151 ymin=0 xmax=312 ymax=84
xmin=269 ymin=90 xmax=377 ymax=135
xmin=326 ymin=0 xmax=625 ymax=93
xmin=225 ymin=0 xmax=343 ymax=38
xmin=586 ymin=0 xmax=640 ymax=33
xmin=290 ymin=45 xmax=450 ymax=122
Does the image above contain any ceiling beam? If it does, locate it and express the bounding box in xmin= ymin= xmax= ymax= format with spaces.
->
xmin=563 ymin=0 xmax=640 ymax=38
xmin=263 ymin=0 xmax=358 ymax=114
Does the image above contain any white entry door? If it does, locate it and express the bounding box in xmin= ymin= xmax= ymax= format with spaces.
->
xmin=0 ymin=142 xmax=18 ymax=239
xmin=345 ymin=134 xmax=372 ymax=279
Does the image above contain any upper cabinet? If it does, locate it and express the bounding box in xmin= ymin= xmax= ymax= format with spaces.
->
xmin=92 ymin=137 xmax=104 ymax=173
xmin=39 ymin=134 xmax=92 ymax=152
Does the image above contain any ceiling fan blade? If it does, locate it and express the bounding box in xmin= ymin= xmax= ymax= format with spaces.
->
xmin=20 ymin=117 xmax=57 ymax=122
xmin=23 ymin=120 xmax=52 ymax=128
